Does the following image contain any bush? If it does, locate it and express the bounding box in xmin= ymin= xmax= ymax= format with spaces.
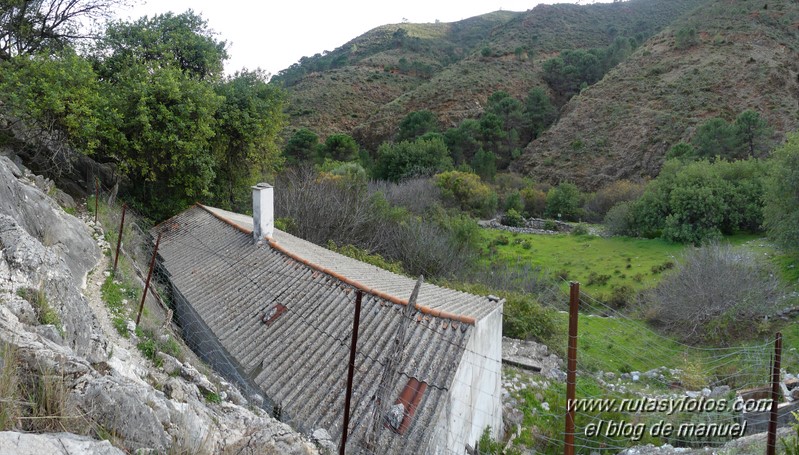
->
xmin=520 ymin=186 xmax=547 ymax=217
xmin=544 ymin=182 xmax=583 ymax=221
xmin=434 ymin=170 xmax=498 ymax=218
xmin=583 ymin=180 xmax=645 ymax=222
xmin=764 ymin=132 xmax=799 ymax=250
xmin=373 ymin=136 xmax=453 ymax=182
xmin=571 ymin=223 xmax=589 ymax=236
xmin=603 ymin=201 xmax=636 ymax=236
xmin=643 ymin=243 xmax=784 ymax=345
xmin=501 ymin=208 xmax=525 ymax=227
xmin=627 ymin=159 xmax=767 ymax=243
xmin=502 ymin=294 xmax=557 ymax=341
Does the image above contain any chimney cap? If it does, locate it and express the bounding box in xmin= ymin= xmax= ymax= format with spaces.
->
xmin=253 ymin=182 xmax=273 ymax=189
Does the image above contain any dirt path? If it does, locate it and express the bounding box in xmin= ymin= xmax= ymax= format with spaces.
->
xmin=80 ymin=216 xmax=150 ymax=379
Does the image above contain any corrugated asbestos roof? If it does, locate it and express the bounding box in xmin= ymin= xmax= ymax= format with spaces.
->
xmin=156 ymin=206 xmax=502 ymax=454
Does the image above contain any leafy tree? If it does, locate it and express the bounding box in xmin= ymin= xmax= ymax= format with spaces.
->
xmin=100 ymin=62 xmax=223 ymax=218
xmin=373 ymin=136 xmax=452 ymax=182
xmin=478 ymin=113 xmax=506 ymax=162
xmin=764 ymin=133 xmax=799 ymax=250
xmin=542 ymin=49 xmax=602 ymax=101
xmin=396 ymin=110 xmax=438 ymax=142
xmin=487 ymin=91 xmax=526 ymax=154
xmin=692 ymin=117 xmax=737 ymax=158
xmin=471 ymin=148 xmax=496 ymax=182
xmin=734 ymin=109 xmax=771 ymax=157
xmin=320 ymin=133 xmax=359 ymax=162
xmin=0 ymin=49 xmax=108 ymax=161
xmin=92 ymin=10 xmax=230 ymax=218
xmin=284 ymin=128 xmax=320 ymax=164
xmin=525 ymin=87 xmax=557 ymax=139
xmin=444 ymin=119 xmax=481 ymax=165
xmin=628 ymin=159 xmax=766 ymax=243
xmin=665 ymin=142 xmax=697 ymax=161
xmin=96 ymin=11 xmax=228 ymax=81
xmin=545 ymin=182 xmax=583 ymax=221
xmin=209 ymin=69 xmax=286 ymax=211
xmin=0 ymin=0 xmax=125 ymax=60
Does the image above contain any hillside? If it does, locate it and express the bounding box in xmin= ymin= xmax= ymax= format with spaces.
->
xmin=274 ymin=0 xmax=709 ymax=148
xmin=512 ymin=0 xmax=799 ymax=189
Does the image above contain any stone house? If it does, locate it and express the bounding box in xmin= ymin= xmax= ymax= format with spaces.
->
xmin=154 ymin=184 xmax=503 ymax=454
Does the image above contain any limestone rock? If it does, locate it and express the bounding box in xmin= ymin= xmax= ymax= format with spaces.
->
xmin=0 ymin=431 xmax=124 ymax=455
xmin=0 ymin=158 xmax=99 ymax=285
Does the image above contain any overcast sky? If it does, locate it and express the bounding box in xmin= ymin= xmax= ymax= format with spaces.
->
xmin=116 ymin=0 xmax=611 ymax=77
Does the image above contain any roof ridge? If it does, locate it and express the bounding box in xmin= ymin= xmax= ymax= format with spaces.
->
xmin=196 ymin=204 xmax=478 ymax=325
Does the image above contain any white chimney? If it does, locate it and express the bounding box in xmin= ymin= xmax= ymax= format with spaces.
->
xmin=252 ymin=183 xmax=274 ymax=241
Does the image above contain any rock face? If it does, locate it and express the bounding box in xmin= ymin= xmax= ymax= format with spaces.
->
xmin=0 ymin=213 xmax=108 ymax=363
xmin=0 ymin=432 xmax=124 ymax=455
xmin=0 ymin=156 xmax=318 ymax=454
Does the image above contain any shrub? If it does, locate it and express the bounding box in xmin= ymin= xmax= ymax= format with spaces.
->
xmin=373 ymin=136 xmax=453 ymax=182
xmin=502 ymin=294 xmax=557 ymax=341
xmin=583 ymin=180 xmax=645 ymax=222
xmin=543 ymin=220 xmax=558 ymax=231
xmin=643 ymin=243 xmax=784 ymax=345
xmin=503 ymin=190 xmax=524 ymax=213
xmin=764 ymin=132 xmax=799 ymax=250
xmin=520 ymin=186 xmax=547 ymax=217
xmin=501 ymin=208 xmax=525 ymax=227
xmin=571 ymin=223 xmax=589 ymax=236
xmin=544 ymin=182 xmax=583 ymax=221
xmin=434 ymin=170 xmax=498 ymax=218
xmin=603 ymin=201 xmax=636 ymax=236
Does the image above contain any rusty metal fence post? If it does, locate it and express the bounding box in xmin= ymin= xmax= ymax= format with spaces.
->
xmin=136 ymin=231 xmax=161 ymax=326
xmin=564 ymin=282 xmax=580 ymax=455
xmin=766 ymin=332 xmax=783 ymax=455
xmin=340 ymin=290 xmax=363 ymax=455
xmin=113 ymin=203 xmax=127 ymax=276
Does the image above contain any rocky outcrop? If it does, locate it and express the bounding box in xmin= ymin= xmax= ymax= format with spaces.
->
xmin=0 ymin=156 xmax=318 ymax=454
xmin=0 ymin=432 xmax=124 ymax=455
xmin=0 ymin=154 xmax=99 ymax=285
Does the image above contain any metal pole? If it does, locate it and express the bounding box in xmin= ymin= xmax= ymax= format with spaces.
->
xmin=564 ymin=282 xmax=580 ymax=455
xmin=766 ymin=332 xmax=783 ymax=455
xmin=136 ymin=231 xmax=161 ymax=326
xmin=94 ymin=178 xmax=99 ymax=224
xmin=340 ymin=290 xmax=363 ymax=455
xmin=112 ymin=203 xmax=127 ymax=276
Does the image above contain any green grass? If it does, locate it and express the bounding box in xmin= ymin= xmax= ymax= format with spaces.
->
xmin=480 ymin=229 xmax=685 ymax=295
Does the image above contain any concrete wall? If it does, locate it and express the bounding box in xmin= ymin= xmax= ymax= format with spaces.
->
xmin=428 ymin=305 xmax=503 ymax=454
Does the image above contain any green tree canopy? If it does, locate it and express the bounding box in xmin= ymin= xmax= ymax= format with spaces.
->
xmin=373 ymin=136 xmax=452 ymax=182
xmin=0 ymin=49 xmax=108 ymax=160
xmin=545 ymin=182 xmax=583 ymax=221
xmin=525 ymin=87 xmax=557 ymax=139
xmin=95 ymin=10 xmax=228 ymax=81
xmin=764 ymin=133 xmax=799 ymax=250
xmin=284 ymin=128 xmax=320 ymax=164
xmin=444 ymin=119 xmax=481 ymax=165
xmin=692 ymin=117 xmax=738 ymax=159
xmin=734 ymin=110 xmax=771 ymax=158
xmin=209 ymin=69 xmax=286 ymax=211
xmin=396 ymin=110 xmax=438 ymax=142
xmin=321 ymin=133 xmax=359 ymax=162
